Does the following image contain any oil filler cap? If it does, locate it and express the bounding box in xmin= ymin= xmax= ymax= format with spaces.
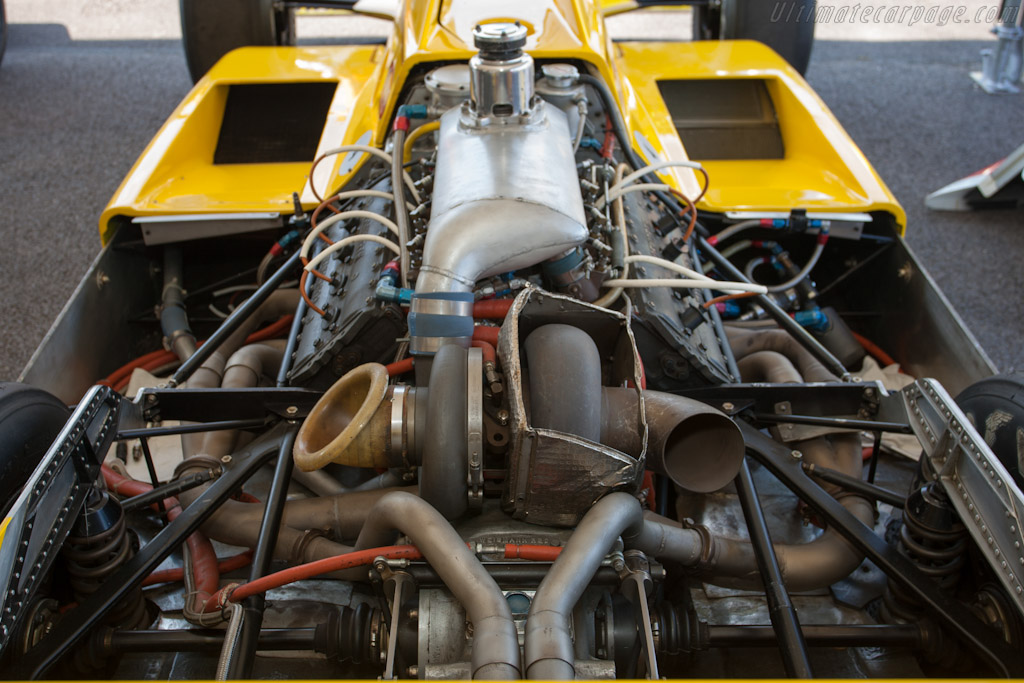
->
xmin=473 ymin=22 xmax=527 ymax=60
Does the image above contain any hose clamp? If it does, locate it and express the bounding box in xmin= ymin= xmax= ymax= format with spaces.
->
xmin=390 ymin=385 xmax=414 ymax=469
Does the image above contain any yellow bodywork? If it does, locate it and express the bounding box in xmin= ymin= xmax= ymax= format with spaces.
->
xmin=99 ymin=0 xmax=904 ymax=244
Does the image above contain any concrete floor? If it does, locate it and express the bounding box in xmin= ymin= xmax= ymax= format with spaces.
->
xmin=0 ymin=0 xmax=1021 ymax=383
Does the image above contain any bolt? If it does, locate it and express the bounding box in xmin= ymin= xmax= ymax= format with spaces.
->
xmin=286 ymin=406 xmax=298 ymax=416
xmin=221 ymin=455 xmax=232 ymax=465
xmin=722 ymin=402 xmax=734 ymax=412
xmin=497 ymin=409 xmax=510 ymax=426
xmin=791 ymin=450 xmax=803 ymax=461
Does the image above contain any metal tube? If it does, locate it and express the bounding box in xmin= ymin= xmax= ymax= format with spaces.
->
xmin=524 ymin=492 xmax=643 ymax=680
xmin=706 ymin=624 xmax=922 ymax=648
xmin=176 ymin=476 xmax=394 ymax=563
xmin=202 ymin=341 xmax=286 ymax=458
xmin=601 ymin=387 xmax=745 ymax=494
xmin=524 ymin=324 xmax=602 ymax=442
xmin=160 ymin=245 xmax=197 ymax=362
xmin=735 ymin=460 xmax=812 ymax=678
xmin=120 ymin=470 xmax=214 ymax=512
xmin=105 ymin=627 xmax=317 ymax=653
xmin=117 ymin=419 xmax=267 ymax=440
xmin=867 ymin=430 xmax=882 ymax=483
xmin=276 ymin=298 xmax=307 ymax=387
xmin=698 ymin=236 xmax=850 ymax=380
xmin=708 ymin=488 xmax=875 ymax=592
xmin=391 ymin=124 xmax=411 ymax=287
xmin=138 ymin=437 xmax=166 ymax=521
xmin=354 ymin=491 xmax=521 ymax=679
xmin=171 ymin=250 xmax=301 ymax=387
xmin=803 ymin=463 xmax=905 ymax=508
xmin=226 ymin=429 xmax=297 ymax=678
xmin=737 ymin=350 xmax=802 ymax=384
xmin=754 ymin=413 xmax=913 ymax=434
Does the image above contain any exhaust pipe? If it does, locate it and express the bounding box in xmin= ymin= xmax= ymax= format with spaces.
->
xmin=523 ymin=323 xmax=745 ymax=493
xmin=354 ymin=491 xmax=522 ymax=679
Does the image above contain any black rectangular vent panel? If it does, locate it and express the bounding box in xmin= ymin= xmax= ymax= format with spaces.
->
xmin=657 ymin=79 xmax=784 ymax=161
xmin=214 ymin=82 xmax=337 ymax=165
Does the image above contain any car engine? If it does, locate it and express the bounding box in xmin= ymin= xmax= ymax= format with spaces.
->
xmin=5 ymin=21 xmax=1024 ymax=681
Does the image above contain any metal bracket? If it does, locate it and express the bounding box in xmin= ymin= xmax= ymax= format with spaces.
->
xmin=0 ymin=386 xmax=120 ymax=655
xmin=137 ymin=386 xmax=322 ymax=423
xmin=619 ymin=551 xmax=659 ymax=679
xmin=676 ymin=381 xmax=888 ymax=420
xmin=380 ymin=570 xmax=414 ymax=680
xmin=467 ymin=347 xmax=484 ymax=509
xmin=904 ymin=378 xmax=1024 ymax=614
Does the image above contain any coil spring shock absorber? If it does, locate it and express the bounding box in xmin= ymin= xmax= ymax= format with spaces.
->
xmin=62 ymin=488 xmax=149 ymax=630
xmin=881 ymin=479 xmax=967 ymax=624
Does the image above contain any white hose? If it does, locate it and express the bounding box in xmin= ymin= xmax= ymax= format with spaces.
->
xmin=316 ymin=145 xmax=422 ymax=203
xmin=766 ymin=242 xmax=826 ymax=293
xmin=330 ymin=189 xmax=415 ymax=211
xmin=624 ymin=254 xmax=714 ymax=282
xmin=602 ymin=278 xmax=768 ymax=294
xmin=305 ymin=234 xmax=402 ymax=272
xmin=711 ymin=219 xmax=762 ymax=244
xmin=594 ymin=183 xmax=671 ymax=209
xmin=301 ymin=210 xmax=402 ymax=260
xmin=612 ymin=160 xmax=704 ymax=195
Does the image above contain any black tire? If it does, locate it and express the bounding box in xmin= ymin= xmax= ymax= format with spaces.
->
xmin=0 ymin=384 xmax=70 ymax=517
xmin=179 ymin=0 xmax=295 ymax=83
xmin=956 ymin=375 xmax=1024 ymax=491
xmin=0 ymin=0 xmax=8 ymax=69
xmin=693 ymin=0 xmax=816 ymax=75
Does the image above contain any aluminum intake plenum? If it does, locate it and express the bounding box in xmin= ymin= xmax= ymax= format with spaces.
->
xmin=409 ymin=51 xmax=587 ymax=355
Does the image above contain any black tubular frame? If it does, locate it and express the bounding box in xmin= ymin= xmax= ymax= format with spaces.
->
xmin=170 ymin=249 xmax=302 ymax=387
xmin=117 ymin=418 xmax=269 ymax=440
xmin=120 ymin=469 xmax=216 ymax=512
xmin=696 ymin=235 xmax=851 ymax=380
xmin=226 ymin=429 xmax=298 ymax=678
xmin=734 ymin=459 xmax=813 ymax=678
xmin=801 ymin=462 xmax=906 ymax=508
xmin=227 ymin=293 xmax=305 ymax=678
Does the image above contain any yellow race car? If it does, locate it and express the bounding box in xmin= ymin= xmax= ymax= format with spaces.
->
xmin=2 ymin=0 xmax=1022 ymax=679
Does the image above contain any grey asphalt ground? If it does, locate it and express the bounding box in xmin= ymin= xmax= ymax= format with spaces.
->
xmin=0 ymin=1 xmax=1021 ymax=384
